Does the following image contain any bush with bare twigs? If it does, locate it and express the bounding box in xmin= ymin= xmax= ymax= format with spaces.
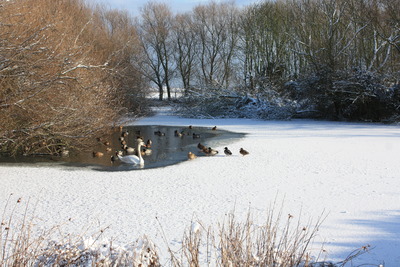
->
xmin=0 ymin=0 xmax=147 ymax=156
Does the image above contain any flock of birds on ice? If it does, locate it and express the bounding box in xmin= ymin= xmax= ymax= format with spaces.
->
xmin=92 ymin=125 xmax=250 ymax=167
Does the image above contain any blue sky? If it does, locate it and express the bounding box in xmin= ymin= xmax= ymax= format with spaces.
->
xmin=87 ymin=0 xmax=260 ymax=17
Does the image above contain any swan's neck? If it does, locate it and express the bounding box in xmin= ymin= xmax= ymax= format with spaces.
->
xmin=137 ymin=143 xmax=144 ymax=165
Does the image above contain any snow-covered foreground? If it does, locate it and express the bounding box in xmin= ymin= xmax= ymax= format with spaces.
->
xmin=1 ymin=107 xmax=400 ymax=266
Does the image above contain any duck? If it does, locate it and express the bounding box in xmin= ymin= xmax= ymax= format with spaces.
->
xmin=110 ymin=155 xmax=117 ymax=163
xmin=193 ymin=133 xmax=201 ymax=139
xmin=141 ymin=148 xmax=152 ymax=156
xmin=124 ymin=146 xmax=136 ymax=154
xmin=154 ymin=130 xmax=165 ymax=136
xmin=197 ymin=143 xmax=205 ymax=151
xmin=106 ymin=147 xmax=112 ymax=153
xmin=188 ymin=152 xmax=197 ymax=160
xmin=146 ymin=139 xmax=152 ymax=148
xmin=240 ymin=148 xmax=249 ymax=156
xmin=60 ymin=148 xmax=70 ymax=157
xmin=118 ymin=136 xmax=125 ymax=142
xmin=117 ymin=140 xmax=146 ymax=166
xmin=204 ymin=147 xmax=218 ymax=156
xmin=92 ymin=151 xmax=104 ymax=158
xmin=121 ymin=131 xmax=129 ymax=137
xmin=212 ymin=126 xmax=217 ymax=130
xmin=174 ymin=130 xmax=183 ymax=137
xmin=224 ymin=147 xmax=232 ymax=156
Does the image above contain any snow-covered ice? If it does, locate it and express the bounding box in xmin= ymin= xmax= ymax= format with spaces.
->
xmin=1 ymin=107 xmax=400 ymax=266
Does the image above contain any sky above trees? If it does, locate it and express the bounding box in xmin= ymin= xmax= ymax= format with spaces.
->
xmin=87 ymin=0 xmax=258 ymax=16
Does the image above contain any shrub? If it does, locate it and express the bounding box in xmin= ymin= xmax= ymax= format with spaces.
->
xmin=174 ymin=88 xmax=295 ymax=120
xmin=0 ymin=0 xmax=147 ymax=156
xmin=283 ymin=69 xmax=400 ymax=122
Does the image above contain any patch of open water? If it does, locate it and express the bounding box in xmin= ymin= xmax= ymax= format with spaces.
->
xmin=0 ymin=125 xmax=245 ymax=171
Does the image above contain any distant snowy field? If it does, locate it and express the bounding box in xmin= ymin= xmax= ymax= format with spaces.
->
xmin=1 ymin=107 xmax=399 ymax=266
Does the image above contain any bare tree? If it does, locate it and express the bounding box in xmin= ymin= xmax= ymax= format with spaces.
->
xmin=173 ymin=13 xmax=198 ymax=94
xmin=192 ymin=1 xmax=239 ymax=89
xmin=136 ymin=2 xmax=174 ymax=100
xmin=239 ymin=2 xmax=293 ymax=92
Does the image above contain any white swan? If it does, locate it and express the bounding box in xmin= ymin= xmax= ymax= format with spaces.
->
xmin=117 ymin=140 xmax=145 ymax=166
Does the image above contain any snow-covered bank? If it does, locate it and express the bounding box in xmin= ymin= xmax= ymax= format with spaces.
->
xmin=1 ymin=109 xmax=400 ymax=266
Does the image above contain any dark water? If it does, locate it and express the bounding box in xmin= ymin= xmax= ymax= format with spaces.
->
xmin=0 ymin=125 xmax=245 ymax=171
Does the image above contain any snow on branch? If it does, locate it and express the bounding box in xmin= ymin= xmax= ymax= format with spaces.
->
xmin=61 ymin=63 xmax=109 ymax=75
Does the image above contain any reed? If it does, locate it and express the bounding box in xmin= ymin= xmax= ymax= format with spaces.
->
xmin=166 ymin=201 xmax=327 ymax=267
xmin=1 ymin=195 xmax=371 ymax=266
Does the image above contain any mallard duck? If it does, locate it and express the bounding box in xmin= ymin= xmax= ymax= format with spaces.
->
xmin=141 ymin=148 xmax=152 ymax=156
xmin=205 ymin=147 xmax=218 ymax=156
xmin=125 ymin=146 xmax=135 ymax=154
xmin=154 ymin=130 xmax=165 ymax=136
xmin=188 ymin=151 xmax=197 ymax=160
xmin=198 ymin=143 xmax=205 ymax=151
xmin=60 ymin=148 xmax=70 ymax=157
xmin=240 ymin=148 xmax=249 ymax=156
xmin=174 ymin=130 xmax=183 ymax=137
xmin=193 ymin=133 xmax=201 ymax=139
xmin=146 ymin=139 xmax=152 ymax=148
xmin=224 ymin=147 xmax=232 ymax=156
xmin=117 ymin=140 xmax=146 ymax=166
xmin=92 ymin=151 xmax=104 ymax=158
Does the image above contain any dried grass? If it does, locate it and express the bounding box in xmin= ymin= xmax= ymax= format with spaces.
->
xmin=165 ymin=201 xmax=327 ymax=267
xmin=1 ymin=195 xmax=371 ymax=266
xmin=0 ymin=195 xmax=160 ymax=266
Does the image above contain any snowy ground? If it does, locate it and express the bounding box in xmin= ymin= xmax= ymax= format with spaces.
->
xmin=1 ymin=107 xmax=400 ymax=266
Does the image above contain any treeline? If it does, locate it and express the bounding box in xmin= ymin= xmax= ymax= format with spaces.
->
xmin=136 ymin=0 xmax=400 ymax=121
xmin=0 ymin=0 xmax=147 ymax=155
xmin=1 ymin=0 xmax=399 ymax=156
